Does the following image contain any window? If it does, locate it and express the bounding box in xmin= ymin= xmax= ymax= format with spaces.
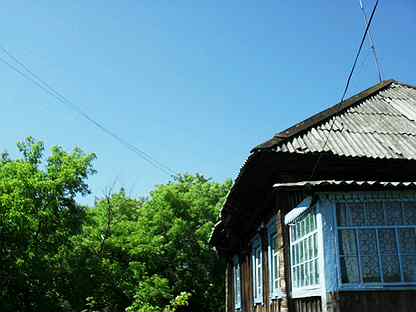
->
xmin=233 ymin=256 xmax=242 ymax=310
xmin=289 ymin=211 xmax=320 ymax=290
xmin=336 ymin=201 xmax=416 ymax=286
xmin=252 ymin=238 xmax=263 ymax=304
xmin=268 ymin=219 xmax=280 ymax=299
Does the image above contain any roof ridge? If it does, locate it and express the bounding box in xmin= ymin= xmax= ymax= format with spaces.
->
xmin=253 ymin=79 xmax=395 ymax=151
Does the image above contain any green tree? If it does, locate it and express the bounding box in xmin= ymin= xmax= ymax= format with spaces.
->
xmin=0 ymin=137 xmax=96 ymax=312
xmin=126 ymin=174 xmax=231 ymax=312
xmin=0 ymin=137 xmax=230 ymax=312
xmin=69 ymin=175 xmax=230 ymax=312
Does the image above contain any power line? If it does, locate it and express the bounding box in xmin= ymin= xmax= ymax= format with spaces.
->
xmin=0 ymin=47 xmax=177 ymax=177
xmin=359 ymin=0 xmax=384 ymax=82
xmin=309 ymin=0 xmax=379 ymax=180
xmin=349 ymin=47 xmax=372 ymax=91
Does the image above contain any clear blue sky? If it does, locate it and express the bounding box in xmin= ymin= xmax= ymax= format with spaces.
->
xmin=0 ymin=1 xmax=415 ymax=204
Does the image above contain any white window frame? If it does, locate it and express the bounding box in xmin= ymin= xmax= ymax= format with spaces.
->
xmin=233 ymin=255 xmax=242 ymax=310
xmin=251 ymin=236 xmax=263 ymax=304
xmin=289 ymin=208 xmax=322 ymax=298
xmin=334 ymin=199 xmax=416 ymax=289
xmin=267 ymin=217 xmax=281 ymax=299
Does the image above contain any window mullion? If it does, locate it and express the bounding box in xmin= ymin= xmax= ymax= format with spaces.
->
xmin=395 ymin=228 xmax=405 ymax=283
xmin=375 ymin=229 xmax=384 ymax=284
xmin=355 ymin=229 xmax=363 ymax=284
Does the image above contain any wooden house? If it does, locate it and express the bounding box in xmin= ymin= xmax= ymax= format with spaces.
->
xmin=210 ymin=80 xmax=416 ymax=312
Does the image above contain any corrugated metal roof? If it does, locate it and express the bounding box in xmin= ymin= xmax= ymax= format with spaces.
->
xmin=273 ymin=180 xmax=416 ymax=189
xmin=272 ymin=82 xmax=416 ymax=159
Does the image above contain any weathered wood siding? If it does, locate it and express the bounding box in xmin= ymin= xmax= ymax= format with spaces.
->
xmin=330 ymin=290 xmax=416 ymax=312
xmin=225 ymin=188 xmax=416 ymax=312
xmin=226 ymin=261 xmax=233 ymax=312
xmin=291 ymin=297 xmax=321 ymax=312
xmin=226 ymin=190 xmax=308 ymax=312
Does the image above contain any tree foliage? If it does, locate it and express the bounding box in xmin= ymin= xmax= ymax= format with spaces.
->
xmin=0 ymin=138 xmax=230 ymax=312
xmin=0 ymin=137 xmax=96 ymax=311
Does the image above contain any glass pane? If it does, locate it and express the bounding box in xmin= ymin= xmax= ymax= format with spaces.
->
xmin=305 ymin=261 xmax=309 ymax=286
xmin=271 ymin=234 xmax=276 ymax=251
xmin=300 ymin=264 xmax=304 ymax=287
xmin=309 ymin=261 xmax=314 ymax=286
xmin=305 ymin=215 xmax=310 ymax=234
xmin=358 ymin=229 xmax=377 ymax=255
xmin=314 ymin=259 xmax=319 ymax=284
xmin=308 ymin=236 xmax=313 ymax=261
xmin=398 ymin=228 xmax=416 ymax=254
xmin=295 ymin=244 xmax=299 ymax=265
xmin=381 ymin=255 xmax=401 ymax=282
xmin=274 ymin=253 xmax=279 ymax=280
xmin=361 ymin=255 xmax=381 ymax=283
xmin=313 ymin=233 xmax=318 ymax=257
xmin=366 ymin=202 xmax=384 ymax=225
xmin=291 ymin=245 xmax=295 ymax=265
xmin=301 ymin=220 xmax=305 ymax=237
xmin=338 ymin=229 xmax=357 ymax=255
xmin=402 ymin=255 xmax=416 ymax=282
xmin=340 ymin=256 xmax=359 ymax=283
xmin=378 ymin=229 xmax=397 ymax=254
xmin=257 ymin=266 xmax=261 ymax=286
xmin=403 ymin=202 xmax=416 ymax=225
xmin=297 ymin=266 xmax=301 ymax=288
xmin=385 ymin=201 xmax=403 ymax=225
xmin=294 ymin=266 xmax=299 ymax=288
xmin=296 ymin=223 xmax=301 ymax=240
xmin=305 ymin=236 xmax=309 ymax=261
xmin=350 ymin=203 xmax=366 ymax=226
xmin=236 ymin=265 xmax=241 ymax=302
xmin=274 ymin=233 xmax=279 ymax=250
xmin=336 ymin=203 xmax=349 ymax=226
xmin=300 ymin=241 xmax=304 ymax=263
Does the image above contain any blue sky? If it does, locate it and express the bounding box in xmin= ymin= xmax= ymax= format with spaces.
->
xmin=0 ymin=1 xmax=415 ymax=204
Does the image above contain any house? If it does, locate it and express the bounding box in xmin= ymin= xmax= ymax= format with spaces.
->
xmin=210 ymin=80 xmax=416 ymax=312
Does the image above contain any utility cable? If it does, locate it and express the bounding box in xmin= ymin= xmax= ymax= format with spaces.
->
xmin=0 ymin=47 xmax=177 ymax=177
xmin=309 ymin=0 xmax=379 ymax=180
xmin=359 ymin=0 xmax=384 ymax=82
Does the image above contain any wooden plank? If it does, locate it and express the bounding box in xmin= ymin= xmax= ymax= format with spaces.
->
xmin=336 ymin=290 xmax=416 ymax=312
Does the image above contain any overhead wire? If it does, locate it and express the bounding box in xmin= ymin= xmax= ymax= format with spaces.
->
xmin=309 ymin=0 xmax=380 ymax=180
xmin=348 ymin=47 xmax=373 ymax=91
xmin=359 ymin=0 xmax=384 ymax=82
xmin=0 ymin=46 xmax=177 ymax=177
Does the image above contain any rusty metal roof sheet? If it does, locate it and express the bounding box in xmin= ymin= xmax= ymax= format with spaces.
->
xmin=258 ymin=81 xmax=416 ymax=160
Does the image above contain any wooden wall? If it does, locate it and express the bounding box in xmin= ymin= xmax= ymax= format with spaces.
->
xmin=226 ymin=190 xmax=308 ymax=312
xmin=225 ymin=188 xmax=416 ymax=312
xmin=220 ymin=150 xmax=416 ymax=312
xmin=330 ymin=290 xmax=416 ymax=312
xmin=291 ymin=297 xmax=321 ymax=312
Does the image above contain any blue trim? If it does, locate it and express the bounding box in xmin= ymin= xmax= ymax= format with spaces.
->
xmin=251 ymin=235 xmax=263 ymax=305
xmin=233 ymin=255 xmax=242 ymax=310
xmin=267 ymin=217 xmax=281 ymax=300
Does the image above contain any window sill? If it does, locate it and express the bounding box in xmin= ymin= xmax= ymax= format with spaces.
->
xmin=291 ymin=287 xmax=321 ymax=298
xmin=338 ymin=284 xmax=416 ymax=292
